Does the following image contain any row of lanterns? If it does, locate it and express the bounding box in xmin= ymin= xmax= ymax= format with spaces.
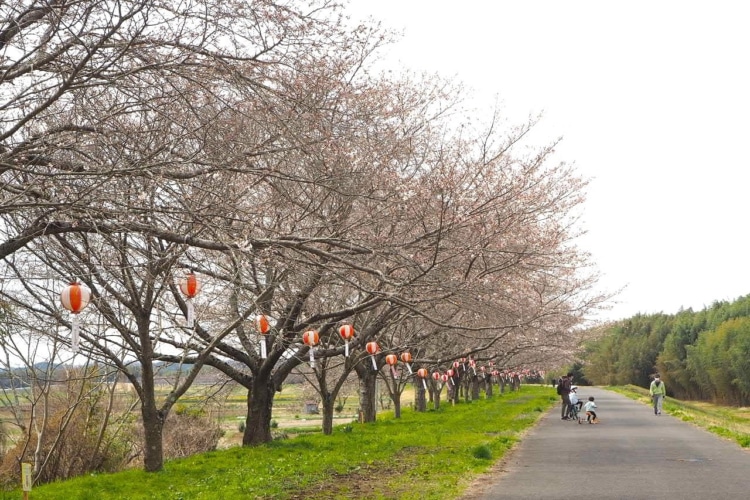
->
xmin=256 ymin=315 xmax=424 ymax=375
xmin=60 ymin=275 xmax=540 ymax=385
xmin=256 ymin=313 xmax=539 ymax=384
xmin=60 ymin=273 xmax=202 ymax=353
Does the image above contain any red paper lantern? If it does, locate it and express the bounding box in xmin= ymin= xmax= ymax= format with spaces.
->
xmin=446 ymin=368 xmax=455 ymax=377
xmin=61 ymin=282 xmax=91 ymax=353
xmin=453 ymin=361 xmax=460 ymax=369
xmin=416 ymin=368 xmax=429 ymax=390
xmin=339 ymin=324 xmax=354 ymax=340
xmin=302 ymin=330 xmax=319 ymax=368
xmin=61 ymin=282 xmax=91 ymax=314
xmin=256 ymin=315 xmax=270 ymax=359
xmin=339 ymin=324 xmax=354 ymax=357
xmin=256 ymin=315 xmax=270 ymax=334
xmin=303 ymin=330 xmax=319 ymax=346
xmin=179 ymin=273 xmax=200 ymax=298
xmin=385 ymin=353 xmax=399 ymax=378
xmin=400 ymin=352 xmax=413 ymax=375
xmin=431 ymin=371 xmax=440 ymax=381
xmin=178 ymin=272 xmax=201 ymax=328
xmin=441 ymin=374 xmax=449 ymax=383
xmin=365 ymin=341 xmax=379 ymax=370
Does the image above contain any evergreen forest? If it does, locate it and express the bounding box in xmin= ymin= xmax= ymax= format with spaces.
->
xmin=582 ymin=294 xmax=750 ymax=406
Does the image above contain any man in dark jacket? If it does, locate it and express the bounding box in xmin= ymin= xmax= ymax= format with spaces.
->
xmin=559 ymin=373 xmax=573 ymax=419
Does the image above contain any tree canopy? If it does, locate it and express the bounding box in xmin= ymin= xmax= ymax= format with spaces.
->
xmin=1 ymin=0 xmax=602 ymax=473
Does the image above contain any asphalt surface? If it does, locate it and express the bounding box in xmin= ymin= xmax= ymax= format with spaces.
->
xmin=466 ymin=386 xmax=750 ymax=499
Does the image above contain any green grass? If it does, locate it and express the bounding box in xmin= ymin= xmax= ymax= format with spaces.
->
xmin=609 ymin=385 xmax=750 ymax=448
xmin=7 ymin=386 xmax=556 ymax=500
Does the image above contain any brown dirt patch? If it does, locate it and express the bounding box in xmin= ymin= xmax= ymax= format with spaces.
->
xmin=285 ymin=461 xmax=411 ymax=499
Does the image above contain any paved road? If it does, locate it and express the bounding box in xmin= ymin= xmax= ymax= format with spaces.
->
xmin=465 ymin=386 xmax=750 ymax=499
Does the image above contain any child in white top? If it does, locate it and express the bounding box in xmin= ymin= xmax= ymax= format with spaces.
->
xmin=568 ymin=386 xmax=582 ymax=409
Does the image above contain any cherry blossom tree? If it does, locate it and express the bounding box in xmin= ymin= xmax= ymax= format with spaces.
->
xmin=0 ymin=0 xmax=607 ymax=468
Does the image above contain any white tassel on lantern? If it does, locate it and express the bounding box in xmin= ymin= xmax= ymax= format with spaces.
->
xmin=405 ymin=363 xmax=413 ymax=375
xmin=422 ymin=379 xmax=427 ymax=390
xmin=186 ymin=298 xmax=195 ymax=328
xmin=371 ymin=355 xmax=377 ymax=371
xmin=345 ymin=340 xmax=350 ymax=357
xmin=309 ymin=347 xmax=315 ymax=368
xmin=71 ymin=316 xmax=80 ymax=353
xmin=260 ymin=337 xmax=267 ymax=359
xmin=391 ymin=366 xmax=398 ymax=379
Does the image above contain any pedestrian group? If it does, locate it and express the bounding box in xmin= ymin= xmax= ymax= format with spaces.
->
xmin=556 ymin=372 xmax=668 ymax=424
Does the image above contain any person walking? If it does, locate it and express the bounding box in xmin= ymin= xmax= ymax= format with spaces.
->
xmin=649 ymin=374 xmax=666 ymax=415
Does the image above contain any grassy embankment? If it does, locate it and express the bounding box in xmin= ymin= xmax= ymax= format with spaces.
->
xmin=611 ymin=385 xmax=750 ymax=447
xmin=6 ymin=386 xmax=556 ymax=500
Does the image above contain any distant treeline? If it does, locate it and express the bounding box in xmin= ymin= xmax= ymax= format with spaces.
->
xmin=582 ymin=294 xmax=750 ymax=406
xmin=0 ymin=361 xmax=244 ymax=390
xmin=0 ymin=362 xmax=118 ymax=389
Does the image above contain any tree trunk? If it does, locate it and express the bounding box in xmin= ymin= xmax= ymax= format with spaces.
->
xmin=358 ymin=369 xmax=377 ymax=423
xmin=393 ymin=393 xmax=402 ymax=418
xmin=243 ymin=377 xmax=275 ymax=445
xmin=451 ymin=376 xmax=461 ymax=404
xmin=486 ymin=378 xmax=493 ymax=397
xmin=434 ymin=388 xmax=441 ymax=410
xmin=141 ymin=402 xmax=165 ymax=473
xmin=321 ymin=393 xmax=335 ymax=435
xmin=415 ymin=384 xmax=426 ymax=412
xmin=139 ymin=339 xmax=165 ymax=473
xmin=471 ymin=377 xmax=481 ymax=400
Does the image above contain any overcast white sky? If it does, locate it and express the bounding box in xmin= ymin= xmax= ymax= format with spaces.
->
xmin=346 ymin=1 xmax=750 ymax=321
